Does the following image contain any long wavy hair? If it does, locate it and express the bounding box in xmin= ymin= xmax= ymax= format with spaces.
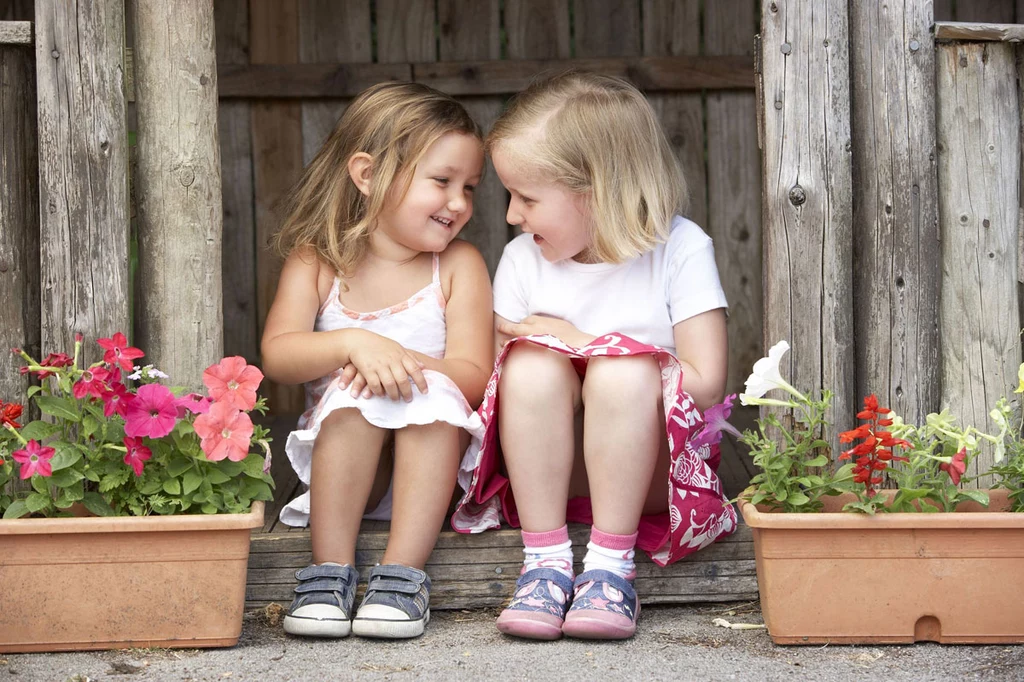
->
xmin=272 ymin=82 xmax=482 ymax=276
xmin=487 ymin=71 xmax=687 ymax=264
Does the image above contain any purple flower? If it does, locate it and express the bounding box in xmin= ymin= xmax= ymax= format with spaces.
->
xmin=691 ymin=394 xmax=742 ymax=449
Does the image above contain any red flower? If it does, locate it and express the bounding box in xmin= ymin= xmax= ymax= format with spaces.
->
xmin=12 ymin=440 xmax=55 ymax=479
xmin=122 ymin=436 xmax=152 ymax=477
xmin=940 ymin=448 xmax=968 ymax=486
xmin=97 ymin=332 xmax=145 ymax=372
xmin=840 ymin=394 xmax=911 ymax=499
xmin=72 ymin=366 xmax=111 ymax=400
xmin=32 ymin=352 xmax=74 ymax=380
xmin=101 ymin=381 xmax=135 ymax=418
xmin=1 ymin=401 xmax=23 ymax=429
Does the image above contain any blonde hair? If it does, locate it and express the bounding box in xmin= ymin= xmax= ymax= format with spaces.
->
xmin=487 ymin=71 xmax=687 ymax=263
xmin=272 ymin=82 xmax=482 ymax=276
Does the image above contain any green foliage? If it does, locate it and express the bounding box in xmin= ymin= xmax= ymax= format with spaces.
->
xmin=739 ymin=389 xmax=847 ymax=512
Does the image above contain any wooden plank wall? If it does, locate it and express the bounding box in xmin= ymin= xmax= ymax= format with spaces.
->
xmin=215 ymin=0 xmax=764 ymax=421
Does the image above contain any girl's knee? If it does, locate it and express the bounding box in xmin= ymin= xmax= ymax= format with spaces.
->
xmin=582 ymin=356 xmax=661 ymax=406
xmin=500 ymin=343 xmax=577 ymax=398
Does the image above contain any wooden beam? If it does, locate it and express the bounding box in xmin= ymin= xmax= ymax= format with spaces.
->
xmin=760 ymin=0 xmax=855 ymax=452
xmin=934 ymin=21 xmax=1024 ymax=42
xmin=850 ymin=0 xmax=941 ymax=426
xmin=937 ymin=42 xmax=1021 ymax=486
xmin=217 ymin=56 xmax=755 ymax=98
xmin=130 ymin=0 xmax=224 ymax=390
xmin=34 ymin=0 xmax=130 ymax=362
xmin=0 ymin=20 xmax=30 ymax=44
xmin=246 ymin=525 xmax=758 ymax=610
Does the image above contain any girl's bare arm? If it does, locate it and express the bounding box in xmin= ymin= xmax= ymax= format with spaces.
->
xmin=411 ymin=241 xmax=494 ymax=407
xmin=672 ymin=308 xmax=729 ymax=411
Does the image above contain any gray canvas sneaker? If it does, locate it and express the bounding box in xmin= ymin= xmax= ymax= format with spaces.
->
xmin=352 ymin=564 xmax=431 ymax=638
xmin=282 ymin=563 xmax=358 ymax=638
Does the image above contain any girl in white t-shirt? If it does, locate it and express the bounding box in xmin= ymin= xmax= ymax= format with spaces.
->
xmin=451 ymin=71 xmax=736 ymax=641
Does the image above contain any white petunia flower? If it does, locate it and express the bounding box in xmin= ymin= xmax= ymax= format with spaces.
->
xmin=738 ymin=340 xmax=807 ymax=404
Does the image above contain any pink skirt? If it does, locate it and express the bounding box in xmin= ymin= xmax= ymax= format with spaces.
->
xmin=451 ymin=334 xmax=737 ymax=566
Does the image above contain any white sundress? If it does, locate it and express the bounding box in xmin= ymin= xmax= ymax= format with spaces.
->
xmin=279 ymin=252 xmax=485 ymax=526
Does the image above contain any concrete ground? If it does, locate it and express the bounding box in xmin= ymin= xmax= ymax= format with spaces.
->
xmin=3 ymin=602 xmax=1022 ymax=681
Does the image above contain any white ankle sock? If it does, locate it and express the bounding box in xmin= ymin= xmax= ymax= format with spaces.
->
xmin=582 ymin=528 xmax=638 ymax=579
xmin=521 ymin=526 xmax=574 ymax=579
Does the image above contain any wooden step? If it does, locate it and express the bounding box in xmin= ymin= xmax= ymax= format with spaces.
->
xmin=246 ymin=522 xmax=757 ymax=610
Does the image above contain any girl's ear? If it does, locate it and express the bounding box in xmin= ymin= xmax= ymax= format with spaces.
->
xmin=347 ymin=152 xmax=374 ymax=197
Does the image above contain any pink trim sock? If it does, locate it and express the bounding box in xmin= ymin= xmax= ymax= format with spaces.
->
xmin=521 ymin=526 xmax=574 ymax=579
xmin=583 ymin=527 xmax=638 ymax=579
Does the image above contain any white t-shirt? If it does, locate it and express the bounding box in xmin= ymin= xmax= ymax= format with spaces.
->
xmin=492 ymin=216 xmax=728 ymax=357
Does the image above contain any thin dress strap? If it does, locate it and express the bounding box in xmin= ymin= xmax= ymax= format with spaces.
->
xmin=431 ymin=252 xmax=441 ymax=285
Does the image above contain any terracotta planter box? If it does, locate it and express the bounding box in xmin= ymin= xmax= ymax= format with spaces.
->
xmin=740 ymin=490 xmax=1024 ymax=645
xmin=0 ymin=502 xmax=263 ymax=653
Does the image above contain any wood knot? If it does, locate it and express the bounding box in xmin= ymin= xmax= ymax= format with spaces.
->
xmin=788 ymin=185 xmax=806 ymax=206
xmin=179 ymin=167 xmax=195 ymax=187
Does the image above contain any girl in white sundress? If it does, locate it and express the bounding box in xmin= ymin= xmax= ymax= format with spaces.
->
xmin=261 ymin=82 xmax=493 ymax=641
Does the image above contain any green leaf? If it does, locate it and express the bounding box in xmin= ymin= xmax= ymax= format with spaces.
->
xmin=50 ymin=468 xmax=85 ymax=487
xmin=31 ymin=475 xmax=49 ymax=495
xmin=26 ymin=385 xmax=43 ymax=398
xmin=49 ymin=442 xmax=82 ymax=472
xmin=182 ymin=470 xmax=203 ymax=495
xmin=99 ymin=469 xmax=130 ymax=493
xmin=167 ymin=456 xmax=193 ymax=478
xmin=82 ymin=492 xmax=115 ymax=517
xmin=162 ymin=478 xmax=181 ymax=495
xmin=204 ymin=468 xmax=231 ymax=485
xmin=787 ymin=492 xmax=810 ymax=506
xmin=242 ymin=454 xmax=267 ymax=478
xmin=35 ymin=396 xmax=80 ymax=422
xmin=81 ymin=414 xmax=101 ymax=440
xmin=3 ymin=500 xmax=29 ymax=519
xmin=958 ymin=489 xmax=990 ymax=506
xmin=19 ymin=420 xmax=60 ymax=441
xmin=25 ymin=492 xmax=51 ymax=513
xmin=201 ymin=502 xmax=218 ymax=514
xmin=83 ymin=467 xmax=102 ymax=482
xmin=803 ymin=455 xmax=828 ymax=468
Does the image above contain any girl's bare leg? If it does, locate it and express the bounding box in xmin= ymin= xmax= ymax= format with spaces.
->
xmin=309 ymin=408 xmax=388 ymax=565
xmin=384 ymin=421 xmax=461 ymax=568
xmin=498 ymin=343 xmax=581 ymax=532
xmin=581 ymin=356 xmax=664 ymax=534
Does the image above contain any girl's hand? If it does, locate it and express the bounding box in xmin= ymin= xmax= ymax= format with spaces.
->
xmin=346 ymin=335 xmax=429 ymax=401
xmin=496 ymin=315 xmax=596 ymax=350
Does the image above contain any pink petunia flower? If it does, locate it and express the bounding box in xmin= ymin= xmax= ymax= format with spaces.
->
xmin=124 ymin=383 xmax=178 ymax=439
xmin=691 ymin=394 xmax=742 ymax=450
xmin=97 ymin=332 xmax=145 ymax=373
xmin=203 ymin=356 xmax=263 ymax=411
xmin=12 ymin=440 xmax=55 ymax=479
xmin=174 ymin=392 xmax=212 ymax=417
xmin=193 ymin=400 xmax=254 ymax=462
xmin=101 ymin=382 xmax=135 ymax=418
xmin=72 ymin=366 xmax=111 ymax=400
xmin=122 ymin=436 xmax=152 ymax=477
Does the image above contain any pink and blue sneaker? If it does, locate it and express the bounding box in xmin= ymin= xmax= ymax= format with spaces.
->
xmin=496 ymin=568 xmax=576 ymax=640
xmin=561 ymin=569 xmax=639 ymax=640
